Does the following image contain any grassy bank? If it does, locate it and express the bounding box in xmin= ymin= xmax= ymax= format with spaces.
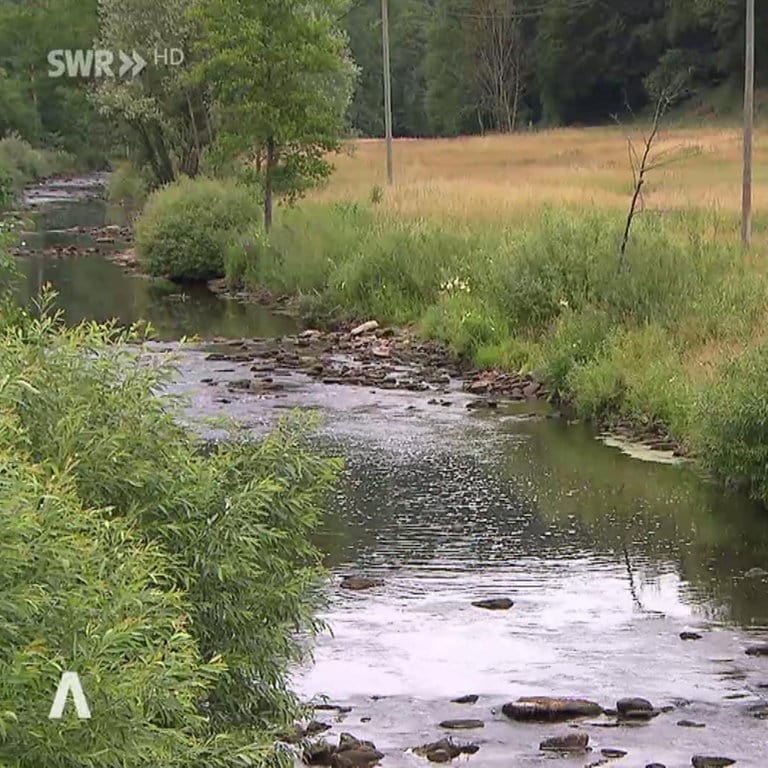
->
xmin=222 ymin=199 xmax=768 ymax=503
xmin=0 ymin=135 xmax=77 ymax=205
xmin=132 ymin=126 xmax=768 ymax=506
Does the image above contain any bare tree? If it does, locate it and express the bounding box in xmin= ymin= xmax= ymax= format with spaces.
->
xmin=468 ymin=0 xmax=529 ymax=133
xmin=616 ymin=80 xmax=690 ymax=269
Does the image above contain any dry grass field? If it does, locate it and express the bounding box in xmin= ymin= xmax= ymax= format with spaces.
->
xmin=311 ymin=127 xmax=768 ymax=236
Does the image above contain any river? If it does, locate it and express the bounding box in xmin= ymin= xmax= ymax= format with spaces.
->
xmin=14 ymin=176 xmax=768 ymax=768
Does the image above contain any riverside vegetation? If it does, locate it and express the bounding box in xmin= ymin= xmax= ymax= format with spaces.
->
xmin=0 ymin=204 xmax=343 ymax=764
xmin=131 ymin=126 xmax=768 ymax=509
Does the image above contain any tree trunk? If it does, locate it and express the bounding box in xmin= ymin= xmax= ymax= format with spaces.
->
xmin=264 ymin=137 xmax=275 ymax=232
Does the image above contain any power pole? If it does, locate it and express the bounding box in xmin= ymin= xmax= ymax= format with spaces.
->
xmin=381 ymin=0 xmax=393 ymax=184
xmin=742 ymin=0 xmax=755 ymax=249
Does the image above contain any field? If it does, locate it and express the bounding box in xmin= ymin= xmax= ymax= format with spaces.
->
xmin=311 ymin=127 xmax=768 ymax=238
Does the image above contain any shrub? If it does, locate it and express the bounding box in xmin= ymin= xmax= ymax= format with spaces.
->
xmin=135 ymin=177 xmax=261 ymax=281
xmin=0 ymin=162 xmax=15 ymax=210
xmin=699 ymin=344 xmax=768 ymax=503
xmin=107 ymin=161 xmax=152 ymax=208
xmin=0 ymin=300 xmax=342 ymax=763
xmin=0 ymin=135 xmax=74 ymax=187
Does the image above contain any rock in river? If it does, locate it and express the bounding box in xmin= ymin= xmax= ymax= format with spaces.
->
xmin=451 ymin=694 xmax=479 ymax=704
xmin=502 ymin=696 xmax=602 ymax=722
xmin=340 ymin=576 xmax=384 ymax=591
xmin=617 ymin=697 xmax=656 ymax=720
xmin=438 ymin=719 xmax=484 ymax=730
xmin=413 ymin=737 xmax=479 ymax=762
xmin=691 ymin=758 xmax=736 ymax=768
xmin=350 ymin=320 xmax=379 ymax=336
xmin=745 ymin=644 xmax=768 ymax=656
xmin=539 ymin=732 xmax=589 ymax=752
xmin=471 ymin=597 xmax=514 ymax=610
xmin=680 ymin=631 xmax=703 ymax=641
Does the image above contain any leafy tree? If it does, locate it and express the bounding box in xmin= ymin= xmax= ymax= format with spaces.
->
xmin=93 ymin=0 xmax=215 ymax=184
xmin=192 ymin=0 xmax=357 ymax=231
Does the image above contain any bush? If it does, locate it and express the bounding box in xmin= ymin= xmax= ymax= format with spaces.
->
xmin=107 ymin=161 xmax=152 ymax=208
xmin=0 ymin=135 xmax=74 ymax=188
xmin=135 ymin=177 xmax=261 ymax=281
xmin=0 ymin=299 xmax=342 ymax=764
xmin=0 ymin=162 xmax=15 ymax=210
xmin=699 ymin=344 xmax=768 ymax=503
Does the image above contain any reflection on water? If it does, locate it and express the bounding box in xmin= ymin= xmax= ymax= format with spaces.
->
xmin=14 ymin=190 xmax=297 ymax=341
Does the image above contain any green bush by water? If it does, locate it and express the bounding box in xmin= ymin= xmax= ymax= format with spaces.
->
xmin=0 ymin=135 xmax=75 ymax=189
xmin=0 ymin=242 xmax=342 ymax=763
xmin=106 ymin=161 xmax=152 ymax=208
xmin=136 ymin=176 xmax=261 ymax=281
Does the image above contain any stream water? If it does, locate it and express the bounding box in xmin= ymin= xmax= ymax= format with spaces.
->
xmin=14 ymin=177 xmax=768 ymax=768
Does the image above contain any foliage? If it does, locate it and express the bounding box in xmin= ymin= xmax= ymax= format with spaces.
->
xmin=135 ymin=176 xmax=261 ymax=281
xmin=0 ymin=297 xmax=342 ymax=763
xmin=106 ymin=161 xmax=153 ymax=208
xmin=699 ymin=345 xmax=768 ymax=503
xmin=93 ymin=0 xmax=215 ymax=184
xmin=0 ymin=136 xmax=75 ymax=189
xmin=191 ymin=0 xmax=357 ymax=229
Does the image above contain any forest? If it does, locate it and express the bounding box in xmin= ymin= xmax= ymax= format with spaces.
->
xmin=0 ymin=0 xmax=764 ymax=167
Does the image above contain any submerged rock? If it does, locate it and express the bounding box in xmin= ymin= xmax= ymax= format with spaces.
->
xmin=340 ymin=576 xmax=384 ymax=591
xmin=680 ymin=631 xmax=703 ymax=640
xmin=451 ymin=694 xmax=479 ymax=704
xmin=502 ymin=696 xmax=602 ymax=722
xmin=601 ymin=748 xmax=628 ymax=758
xmin=744 ymin=567 xmax=768 ymax=578
xmin=471 ymin=597 xmax=513 ymax=610
xmin=438 ymin=719 xmax=484 ymax=730
xmin=539 ymin=732 xmax=589 ymax=752
xmin=678 ymin=720 xmax=706 ymax=728
xmin=745 ymin=644 xmax=768 ymax=656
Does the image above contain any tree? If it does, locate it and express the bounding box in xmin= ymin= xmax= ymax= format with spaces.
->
xmin=192 ymin=0 xmax=357 ymax=231
xmin=93 ymin=0 xmax=216 ymax=184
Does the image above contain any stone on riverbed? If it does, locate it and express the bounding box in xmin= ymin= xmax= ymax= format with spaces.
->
xmin=413 ymin=737 xmax=479 ymax=762
xmin=350 ymin=321 xmax=379 ymax=336
xmin=471 ymin=597 xmax=513 ymax=610
xmin=340 ymin=576 xmax=384 ymax=591
xmin=539 ymin=732 xmax=589 ymax=752
xmin=680 ymin=631 xmax=703 ymax=640
xmin=745 ymin=644 xmax=768 ymax=656
xmin=502 ymin=696 xmax=602 ymax=722
xmin=438 ymin=719 xmax=484 ymax=730
xmin=451 ymin=694 xmax=479 ymax=704
xmin=691 ymin=757 xmax=736 ymax=768
xmin=617 ymin=697 xmax=657 ymax=720
xmin=601 ymin=748 xmax=628 ymax=758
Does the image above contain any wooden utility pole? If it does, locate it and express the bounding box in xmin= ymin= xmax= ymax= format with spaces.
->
xmin=742 ymin=0 xmax=755 ymax=249
xmin=381 ymin=0 xmax=394 ymax=184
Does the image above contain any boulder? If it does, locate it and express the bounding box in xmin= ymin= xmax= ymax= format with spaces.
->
xmin=678 ymin=720 xmax=705 ymax=728
xmin=502 ymin=696 xmax=602 ymax=722
xmin=680 ymin=632 xmax=703 ymax=640
xmin=539 ymin=732 xmax=589 ymax=752
xmin=745 ymin=644 xmax=768 ymax=656
xmin=471 ymin=598 xmax=514 ymax=610
xmin=691 ymin=758 xmax=736 ymax=768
